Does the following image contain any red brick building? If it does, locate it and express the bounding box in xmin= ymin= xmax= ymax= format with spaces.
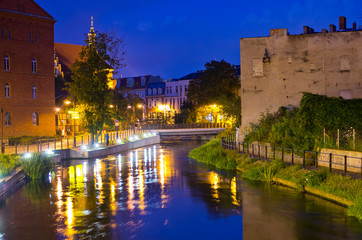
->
xmin=0 ymin=0 xmax=55 ymax=137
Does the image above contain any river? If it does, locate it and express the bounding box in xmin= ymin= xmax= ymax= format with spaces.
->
xmin=0 ymin=140 xmax=362 ymax=239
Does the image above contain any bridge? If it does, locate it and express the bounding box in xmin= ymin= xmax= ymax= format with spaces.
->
xmin=154 ymin=128 xmax=224 ymax=140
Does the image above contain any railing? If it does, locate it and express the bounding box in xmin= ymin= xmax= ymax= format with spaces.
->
xmin=221 ymin=135 xmax=362 ymax=177
xmin=140 ymin=123 xmax=227 ymax=130
xmin=2 ymin=129 xmax=147 ymax=155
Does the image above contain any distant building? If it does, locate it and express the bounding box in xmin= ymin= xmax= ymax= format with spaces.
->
xmin=165 ymin=71 xmax=204 ymax=114
xmin=145 ymin=77 xmax=167 ymax=121
xmin=240 ymin=16 xmax=362 ymax=139
xmin=117 ymin=75 xmax=153 ymax=102
xmin=0 ymin=0 xmax=55 ymax=137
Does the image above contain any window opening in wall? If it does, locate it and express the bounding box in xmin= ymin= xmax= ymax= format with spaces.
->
xmin=5 ymin=83 xmax=10 ymax=97
xmin=32 ymin=58 xmax=37 ymax=73
xmin=8 ymin=30 xmax=11 ymax=40
xmin=32 ymin=112 xmax=39 ymax=125
xmin=35 ymin=34 xmax=38 ymax=43
xmin=5 ymin=112 xmax=10 ymax=126
xmin=153 ymin=88 xmax=157 ymax=95
xmin=180 ymin=86 xmax=182 ymax=95
xmin=1 ymin=29 xmax=4 ymax=39
xmin=32 ymin=85 xmax=37 ymax=99
xmin=29 ymin=33 xmax=32 ymax=42
xmin=158 ymin=88 xmax=162 ymax=95
xmin=4 ymin=55 xmax=9 ymax=71
xmin=176 ymin=86 xmax=178 ymax=94
xmin=148 ymin=88 xmax=151 ymax=95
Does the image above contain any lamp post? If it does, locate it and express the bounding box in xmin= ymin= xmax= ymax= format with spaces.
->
xmin=1 ymin=107 xmax=4 ymax=153
xmin=65 ymin=100 xmax=76 ymax=147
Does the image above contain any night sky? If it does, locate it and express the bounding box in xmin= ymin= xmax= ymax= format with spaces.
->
xmin=37 ymin=0 xmax=360 ymax=79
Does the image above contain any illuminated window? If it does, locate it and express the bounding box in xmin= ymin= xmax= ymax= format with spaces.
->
xmin=32 ymin=112 xmax=39 ymax=125
xmin=32 ymin=58 xmax=37 ymax=73
xmin=5 ymin=112 xmax=10 ymax=126
xmin=5 ymin=83 xmax=9 ymax=97
xmin=32 ymin=85 xmax=37 ymax=99
xmin=4 ymin=55 xmax=9 ymax=71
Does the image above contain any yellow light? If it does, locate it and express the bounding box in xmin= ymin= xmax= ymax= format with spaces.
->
xmin=109 ymin=104 xmax=114 ymax=108
xmin=127 ymin=105 xmax=132 ymax=109
xmin=137 ymin=104 xmax=143 ymax=108
xmin=64 ymin=100 xmax=71 ymax=105
xmin=158 ymin=105 xmax=165 ymax=111
xmin=55 ymin=107 xmax=61 ymax=112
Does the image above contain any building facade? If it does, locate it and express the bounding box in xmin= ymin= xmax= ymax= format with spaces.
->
xmin=0 ymin=0 xmax=55 ymax=137
xmin=146 ymin=77 xmax=166 ymax=122
xmin=240 ymin=16 xmax=362 ymax=138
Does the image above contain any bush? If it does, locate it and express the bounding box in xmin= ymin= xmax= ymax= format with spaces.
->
xmin=216 ymin=128 xmax=236 ymax=139
xmin=21 ymin=153 xmax=54 ymax=180
xmin=0 ymin=154 xmax=21 ymax=178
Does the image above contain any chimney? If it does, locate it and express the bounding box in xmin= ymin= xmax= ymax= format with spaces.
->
xmin=303 ymin=26 xmax=309 ymax=34
xmin=329 ymin=24 xmax=336 ymax=32
xmin=353 ymin=22 xmax=357 ymax=29
xmin=339 ymin=16 xmax=346 ymax=31
xmin=321 ymin=29 xmax=328 ymax=33
xmin=303 ymin=26 xmax=314 ymax=34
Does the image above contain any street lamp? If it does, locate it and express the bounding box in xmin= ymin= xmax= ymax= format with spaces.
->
xmin=1 ymin=107 xmax=4 ymax=153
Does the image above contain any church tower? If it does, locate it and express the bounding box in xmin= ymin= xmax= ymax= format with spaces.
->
xmin=88 ymin=16 xmax=96 ymax=44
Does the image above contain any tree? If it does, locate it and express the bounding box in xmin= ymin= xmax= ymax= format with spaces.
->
xmin=67 ymin=31 xmax=125 ymax=144
xmin=187 ymin=60 xmax=241 ymax=126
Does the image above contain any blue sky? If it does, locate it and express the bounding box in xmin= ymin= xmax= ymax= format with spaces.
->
xmin=37 ymin=0 xmax=360 ymax=79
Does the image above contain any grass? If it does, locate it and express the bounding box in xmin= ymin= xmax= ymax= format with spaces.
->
xmin=190 ymin=137 xmax=362 ymax=221
xmin=21 ymin=153 xmax=54 ymax=180
xmin=0 ymin=154 xmax=21 ymax=178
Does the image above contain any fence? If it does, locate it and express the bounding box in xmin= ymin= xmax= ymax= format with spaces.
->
xmin=2 ymin=128 xmax=146 ymax=155
xmin=323 ymin=128 xmax=362 ymax=151
xmin=140 ymin=122 xmax=227 ymax=130
xmin=221 ymin=135 xmax=362 ymax=177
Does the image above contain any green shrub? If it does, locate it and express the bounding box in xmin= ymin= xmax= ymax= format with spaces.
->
xmin=21 ymin=153 xmax=54 ymax=180
xmin=0 ymin=154 xmax=21 ymax=178
xmin=348 ymin=198 xmax=362 ymax=221
xmin=216 ymin=128 xmax=236 ymax=139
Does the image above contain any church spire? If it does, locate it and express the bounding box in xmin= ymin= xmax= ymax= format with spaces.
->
xmin=88 ymin=16 xmax=96 ymax=45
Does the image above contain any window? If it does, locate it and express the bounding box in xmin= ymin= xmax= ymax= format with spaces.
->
xmin=127 ymin=78 xmax=134 ymax=88
xmin=1 ymin=29 xmax=4 ymax=39
xmin=148 ymin=88 xmax=152 ymax=95
xmin=176 ymin=86 xmax=178 ymax=94
xmin=185 ymin=85 xmax=188 ymax=93
xmin=149 ymin=100 xmax=152 ymax=108
xmin=32 ymin=58 xmax=37 ymax=73
xmin=32 ymin=112 xmax=39 ymax=125
xmin=29 ymin=33 xmax=32 ymax=42
xmin=154 ymin=100 xmax=157 ymax=107
xmin=5 ymin=112 xmax=10 ymax=126
xmin=5 ymin=83 xmax=9 ymax=98
xmin=158 ymin=88 xmax=162 ymax=95
xmin=4 ymin=55 xmax=9 ymax=71
xmin=180 ymin=86 xmax=182 ymax=95
xmin=172 ymin=99 xmax=175 ymax=109
xmin=153 ymin=88 xmax=157 ymax=95
xmin=32 ymin=85 xmax=37 ymax=99
xmin=8 ymin=30 xmax=11 ymax=40
xmin=170 ymin=87 xmax=172 ymax=94
xmin=141 ymin=77 xmax=146 ymax=86
xmin=35 ymin=34 xmax=38 ymax=43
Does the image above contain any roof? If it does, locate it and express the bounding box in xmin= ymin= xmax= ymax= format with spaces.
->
xmin=117 ymin=75 xmax=152 ymax=89
xmin=0 ymin=0 xmax=54 ymax=20
xmin=54 ymin=42 xmax=84 ymax=74
xmin=178 ymin=71 xmax=204 ymax=80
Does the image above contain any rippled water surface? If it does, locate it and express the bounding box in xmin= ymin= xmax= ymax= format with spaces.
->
xmin=1 ymin=140 xmax=362 ymax=240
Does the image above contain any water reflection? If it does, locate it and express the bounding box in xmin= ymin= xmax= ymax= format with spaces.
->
xmin=0 ymin=142 xmax=362 ymax=240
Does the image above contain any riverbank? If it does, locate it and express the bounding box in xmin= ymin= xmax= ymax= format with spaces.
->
xmin=189 ymin=139 xmax=362 ymax=221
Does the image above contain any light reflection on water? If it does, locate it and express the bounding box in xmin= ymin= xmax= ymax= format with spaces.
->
xmin=0 ymin=142 xmax=362 ymax=240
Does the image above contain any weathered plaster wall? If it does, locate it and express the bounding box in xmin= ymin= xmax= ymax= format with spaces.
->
xmin=240 ymin=28 xmax=362 ymax=138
